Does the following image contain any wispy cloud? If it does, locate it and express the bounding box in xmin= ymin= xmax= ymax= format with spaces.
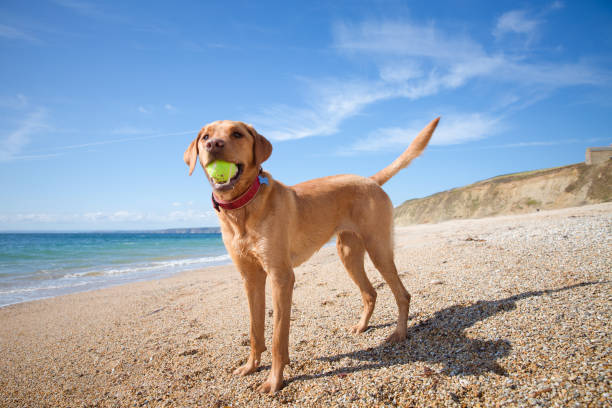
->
xmin=170 ymin=200 xmax=194 ymax=208
xmin=485 ymin=137 xmax=609 ymax=149
xmin=335 ymin=20 xmax=604 ymax=87
xmin=345 ymin=113 xmax=501 ymax=154
xmin=440 ymin=137 xmax=610 ymax=152
xmin=548 ymin=1 xmax=564 ymax=11
xmin=251 ymin=78 xmax=392 ymax=140
xmin=53 ymin=0 xmax=173 ymax=37
xmin=493 ymin=3 xmax=565 ymax=46
xmin=334 ymin=20 xmax=483 ymax=61
xmin=423 ymin=114 xmax=502 ymax=146
xmin=0 ymin=109 xmax=47 ymax=162
xmin=250 ymin=15 xmax=607 ymax=144
xmin=0 ymin=94 xmax=28 ymax=109
xmin=0 ymin=24 xmax=39 ymax=43
xmin=494 ymin=10 xmax=540 ymax=39
xmin=52 ymin=0 xmax=127 ymax=23
xmin=111 ymin=126 xmax=155 ymax=135
xmin=7 ymin=152 xmax=65 ymax=161
xmin=53 ymin=0 xmax=99 ymax=16
xmin=0 ymin=110 xmax=196 ymax=160
xmin=344 ymin=119 xmax=609 ymax=156
xmin=43 ymin=129 xmax=197 ymax=152
xmin=137 ymin=104 xmax=178 ymax=114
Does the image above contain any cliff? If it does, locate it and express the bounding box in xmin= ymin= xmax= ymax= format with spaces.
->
xmin=394 ymin=161 xmax=611 ymax=225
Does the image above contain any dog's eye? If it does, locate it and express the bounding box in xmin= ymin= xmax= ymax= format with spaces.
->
xmin=232 ymin=132 xmax=243 ymax=139
xmin=203 ymin=134 xmax=209 ymax=140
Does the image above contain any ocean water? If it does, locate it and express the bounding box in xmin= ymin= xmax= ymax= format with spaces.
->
xmin=0 ymin=233 xmax=229 ymax=307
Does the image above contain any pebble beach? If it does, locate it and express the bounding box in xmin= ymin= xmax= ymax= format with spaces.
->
xmin=1 ymin=203 xmax=610 ymax=407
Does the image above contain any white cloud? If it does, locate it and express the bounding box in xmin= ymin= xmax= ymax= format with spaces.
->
xmin=0 ymin=94 xmax=28 ymax=109
xmin=0 ymin=109 xmax=47 ymax=161
xmin=5 ymin=128 xmax=195 ymax=161
xmin=0 ymin=24 xmax=39 ymax=43
xmin=548 ymin=1 xmax=564 ymax=11
xmin=166 ymin=209 xmax=216 ymax=222
xmin=111 ymin=126 xmax=154 ymax=135
xmin=336 ymin=20 xmax=602 ymax=87
xmin=53 ymin=0 xmax=126 ymax=23
xmin=138 ymin=104 xmax=178 ymax=114
xmin=53 ymin=0 xmax=100 ymax=16
xmin=251 ymin=79 xmax=392 ymax=140
xmin=431 ymin=114 xmax=502 ymax=145
xmin=0 ymin=213 xmax=56 ymax=223
xmin=438 ymin=136 xmax=610 ymax=152
xmin=346 ymin=113 xmax=501 ymax=154
xmin=379 ymin=62 xmax=423 ymax=83
xmin=494 ymin=4 xmax=566 ymax=44
xmin=251 ymin=18 xmax=607 ymax=143
xmin=44 ymin=129 xmax=196 ymax=152
xmin=334 ymin=21 xmax=484 ymax=61
xmin=14 ymin=94 xmax=27 ymax=108
xmin=494 ymin=10 xmax=539 ymax=38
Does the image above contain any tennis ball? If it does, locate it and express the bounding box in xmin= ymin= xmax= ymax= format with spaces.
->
xmin=205 ymin=160 xmax=238 ymax=183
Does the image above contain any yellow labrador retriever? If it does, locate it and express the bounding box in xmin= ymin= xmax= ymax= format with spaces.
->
xmin=184 ymin=117 xmax=439 ymax=393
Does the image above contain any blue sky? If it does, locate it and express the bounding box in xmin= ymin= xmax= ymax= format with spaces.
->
xmin=1 ymin=0 xmax=611 ymax=231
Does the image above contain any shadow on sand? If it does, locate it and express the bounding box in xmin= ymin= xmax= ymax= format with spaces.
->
xmin=288 ymin=281 xmax=600 ymax=384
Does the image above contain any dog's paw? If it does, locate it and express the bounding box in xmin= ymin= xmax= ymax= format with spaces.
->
xmin=257 ymin=375 xmax=284 ymax=394
xmin=384 ymin=329 xmax=406 ymax=344
xmin=349 ymin=323 xmax=368 ymax=334
xmin=233 ymin=358 xmax=259 ymax=376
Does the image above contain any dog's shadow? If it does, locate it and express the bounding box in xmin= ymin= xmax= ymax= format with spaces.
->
xmin=288 ymin=281 xmax=599 ymax=384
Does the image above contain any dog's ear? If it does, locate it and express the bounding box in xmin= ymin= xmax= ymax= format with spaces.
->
xmin=246 ymin=124 xmax=272 ymax=168
xmin=184 ymin=132 xmax=202 ymax=176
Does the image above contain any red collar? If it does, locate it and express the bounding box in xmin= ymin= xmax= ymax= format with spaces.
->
xmin=212 ymin=175 xmax=267 ymax=211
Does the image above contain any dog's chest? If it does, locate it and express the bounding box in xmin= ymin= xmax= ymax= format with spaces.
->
xmin=220 ymin=222 xmax=268 ymax=262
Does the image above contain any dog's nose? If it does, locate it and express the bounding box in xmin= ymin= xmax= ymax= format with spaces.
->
xmin=205 ymin=139 xmax=225 ymax=152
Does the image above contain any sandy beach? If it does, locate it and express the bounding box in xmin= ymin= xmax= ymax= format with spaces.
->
xmin=1 ymin=203 xmax=610 ymax=407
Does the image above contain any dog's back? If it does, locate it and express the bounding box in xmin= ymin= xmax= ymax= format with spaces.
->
xmin=284 ymin=174 xmax=392 ymax=267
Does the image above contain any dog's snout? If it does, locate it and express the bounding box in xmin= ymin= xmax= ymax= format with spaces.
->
xmin=205 ymin=138 xmax=225 ymax=152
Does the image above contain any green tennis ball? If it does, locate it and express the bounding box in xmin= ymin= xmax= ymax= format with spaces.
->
xmin=205 ymin=160 xmax=238 ymax=183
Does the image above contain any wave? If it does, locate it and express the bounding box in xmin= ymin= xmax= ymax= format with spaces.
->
xmin=0 ymin=254 xmax=231 ymax=299
xmin=62 ymin=254 xmax=231 ymax=278
xmin=0 ymin=281 xmax=89 ymax=295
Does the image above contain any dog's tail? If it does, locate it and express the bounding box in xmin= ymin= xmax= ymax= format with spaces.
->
xmin=370 ymin=117 xmax=440 ymax=186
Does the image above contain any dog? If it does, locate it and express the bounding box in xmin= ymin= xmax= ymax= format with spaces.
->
xmin=184 ymin=117 xmax=439 ymax=393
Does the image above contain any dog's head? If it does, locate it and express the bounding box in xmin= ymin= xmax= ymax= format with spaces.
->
xmin=184 ymin=120 xmax=272 ymax=195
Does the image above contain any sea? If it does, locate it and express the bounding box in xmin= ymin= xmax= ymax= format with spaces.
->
xmin=0 ymin=232 xmax=230 ymax=308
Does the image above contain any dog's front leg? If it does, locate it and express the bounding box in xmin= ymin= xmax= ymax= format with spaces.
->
xmin=258 ymin=267 xmax=295 ymax=394
xmin=233 ymin=259 xmax=267 ymax=376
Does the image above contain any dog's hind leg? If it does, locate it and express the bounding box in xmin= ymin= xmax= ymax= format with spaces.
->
xmin=337 ymin=231 xmax=377 ymax=334
xmin=364 ymin=231 xmax=411 ymax=343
